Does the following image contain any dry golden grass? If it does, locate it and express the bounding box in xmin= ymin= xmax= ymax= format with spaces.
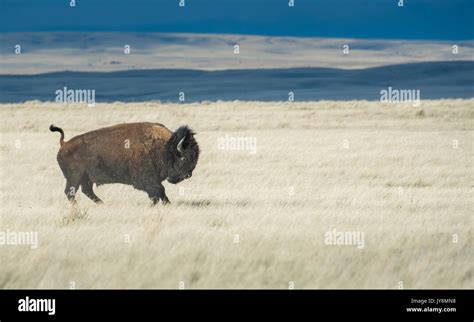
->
xmin=0 ymin=99 xmax=472 ymax=289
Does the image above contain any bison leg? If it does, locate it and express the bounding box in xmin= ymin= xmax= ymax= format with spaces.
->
xmin=58 ymin=158 xmax=82 ymax=203
xmin=144 ymin=184 xmax=170 ymax=205
xmin=80 ymin=176 xmax=103 ymax=204
xmin=64 ymin=179 xmax=80 ymax=203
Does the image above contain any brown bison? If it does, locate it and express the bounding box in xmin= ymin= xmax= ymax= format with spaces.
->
xmin=49 ymin=122 xmax=199 ymax=205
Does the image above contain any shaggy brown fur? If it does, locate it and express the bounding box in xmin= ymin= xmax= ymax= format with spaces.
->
xmin=50 ymin=122 xmax=199 ymax=205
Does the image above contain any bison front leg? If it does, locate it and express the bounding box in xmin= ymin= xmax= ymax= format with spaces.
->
xmin=144 ymin=183 xmax=170 ymax=205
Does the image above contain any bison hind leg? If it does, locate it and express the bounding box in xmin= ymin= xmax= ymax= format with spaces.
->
xmin=62 ymin=170 xmax=84 ymax=204
xmin=80 ymin=175 xmax=103 ymax=204
xmin=64 ymin=178 xmax=80 ymax=204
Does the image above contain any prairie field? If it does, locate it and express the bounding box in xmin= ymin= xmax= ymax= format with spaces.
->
xmin=0 ymin=99 xmax=472 ymax=289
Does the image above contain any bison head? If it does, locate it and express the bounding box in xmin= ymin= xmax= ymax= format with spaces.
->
xmin=166 ymin=126 xmax=200 ymax=184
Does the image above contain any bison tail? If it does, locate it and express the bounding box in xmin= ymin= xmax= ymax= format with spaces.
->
xmin=49 ymin=124 xmax=65 ymax=146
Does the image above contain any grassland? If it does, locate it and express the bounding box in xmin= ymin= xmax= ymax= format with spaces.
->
xmin=0 ymin=99 xmax=472 ymax=289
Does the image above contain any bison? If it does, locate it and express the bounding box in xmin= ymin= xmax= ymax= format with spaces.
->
xmin=49 ymin=122 xmax=200 ymax=205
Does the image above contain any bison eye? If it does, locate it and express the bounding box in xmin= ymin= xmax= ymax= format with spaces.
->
xmin=180 ymin=157 xmax=187 ymax=162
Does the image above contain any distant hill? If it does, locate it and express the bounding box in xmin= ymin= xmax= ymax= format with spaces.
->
xmin=1 ymin=61 xmax=473 ymax=103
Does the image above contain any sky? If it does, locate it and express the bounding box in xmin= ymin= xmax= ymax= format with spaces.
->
xmin=0 ymin=0 xmax=473 ymax=40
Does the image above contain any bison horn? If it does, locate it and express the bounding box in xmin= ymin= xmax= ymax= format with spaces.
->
xmin=177 ymin=137 xmax=185 ymax=153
